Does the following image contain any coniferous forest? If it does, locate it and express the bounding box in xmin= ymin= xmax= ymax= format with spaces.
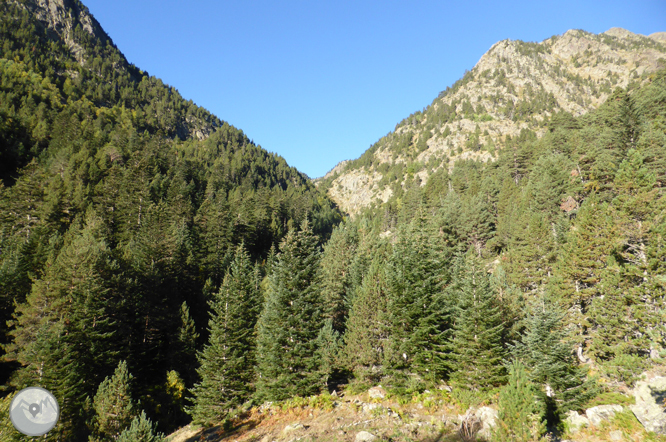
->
xmin=1 ymin=1 xmax=666 ymax=441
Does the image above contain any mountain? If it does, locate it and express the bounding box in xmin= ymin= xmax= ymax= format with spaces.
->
xmin=320 ymin=28 xmax=666 ymax=216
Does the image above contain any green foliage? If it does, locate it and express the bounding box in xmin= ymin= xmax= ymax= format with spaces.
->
xmin=343 ymin=256 xmax=390 ymax=382
xmin=89 ymin=360 xmax=135 ymax=442
xmin=255 ymin=221 xmax=324 ymax=402
xmin=512 ymin=297 xmax=597 ymax=422
xmin=583 ymin=391 xmax=635 ymax=408
xmin=319 ymin=222 xmax=358 ymax=334
xmin=449 ymin=254 xmax=506 ymax=391
xmin=384 ymin=210 xmax=452 ymax=383
xmin=189 ymin=244 xmax=260 ymax=425
xmin=494 ymin=361 xmax=546 ymax=442
xmin=117 ymin=411 xmax=163 ymax=442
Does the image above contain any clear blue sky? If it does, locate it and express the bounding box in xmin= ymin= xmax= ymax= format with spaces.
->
xmin=83 ymin=0 xmax=665 ymax=178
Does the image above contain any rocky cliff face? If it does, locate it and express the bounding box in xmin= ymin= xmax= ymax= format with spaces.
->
xmin=15 ymin=0 xmax=110 ymax=64
xmin=323 ymin=28 xmax=666 ymax=216
xmin=10 ymin=0 xmax=218 ymax=141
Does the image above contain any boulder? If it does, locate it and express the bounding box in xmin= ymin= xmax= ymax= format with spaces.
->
xmin=475 ymin=406 xmax=498 ymax=440
xmin=355 ymin=430 xmax=377 ymax=442
xmin=564 ymin=410 xmax=589 ymax=432
xmin=630 ymin=374 xmax=666 ymax=434
xmin=368 ymin=386 xmax=386 ymax=399
xmin=585 ymin=404 xmax=624 ymax=427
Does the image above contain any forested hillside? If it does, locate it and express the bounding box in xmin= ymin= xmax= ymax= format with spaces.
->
xmin=183 ymin=68 xmax=666 ymax=441
xmin=2 ymin=0 xmax=666 ymax=441
xmin=0 ymin=0 xmax=340 ymax=440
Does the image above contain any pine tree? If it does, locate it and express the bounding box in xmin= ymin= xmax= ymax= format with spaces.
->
xmin=189 ymin=244 xmax=260 ymax=425
xmin=89 ymin=360 xmax=136 ymax=442
xmin=449 ymin=254 xmax=506 ymax=391
xmin=513 ymin=297 xmax=596 ymax=422
xmin=117 ymin=411 xmax=163 ymax=442
xmin=171 ymin=301 xmax=199 ymax=386
xmin=255 ymin=220 xmax=323 ymax=401
xmin=550 ymin=197 xmax=617 ymax=343
xmin=343 ymin=257 xmax=391 ymax=382
xmin=505 ymin=210 xmax=557 ymax=292
xmin=586 ymin=149 xmax=658 ymax=381
xmin=384 ymin=209 xmax=450 ymax=383
xmin=319 ymin=222 xmax=358 ymax=334
xmin=494 ymin=361 xmax=546 ymax=442
xmin=7 ymin=211 xmax=119 ymax=441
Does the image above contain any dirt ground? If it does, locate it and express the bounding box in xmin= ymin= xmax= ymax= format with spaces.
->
xmin=166 ymin=391 xmax=464 ymax=442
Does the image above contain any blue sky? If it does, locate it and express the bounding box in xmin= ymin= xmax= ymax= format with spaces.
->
xmin=83 ymin=0 xmax=665 ymax=178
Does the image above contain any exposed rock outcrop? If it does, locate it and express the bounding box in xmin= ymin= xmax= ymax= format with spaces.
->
xmin=565 ymin=410 xmax=589 ymax=432
xmin=585 ymin=404 xmax=624 ymax=427
xmin=630 ymin=374 xmax=666 ymax=434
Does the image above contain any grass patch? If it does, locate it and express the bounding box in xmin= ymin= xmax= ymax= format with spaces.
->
xmin=583 ymin=391 xmax=636 ymax=408
xmin=451 ymin=388 xmax=495 ymax=412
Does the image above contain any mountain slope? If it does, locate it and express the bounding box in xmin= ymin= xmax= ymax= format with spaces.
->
xmin=0 ymin=1 xmax=341 ymax=438
xmin=321 ymin=28 xmax=666 ymax=216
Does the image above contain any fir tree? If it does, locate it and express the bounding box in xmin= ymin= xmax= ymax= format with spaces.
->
xmin=494 ymin=360 xmax=546 ymax=442
xmin=255 ymin=220 xmax=323 ymax=401
xmin=449 ymin=254 xmax=506 ymax=391
xmin=189 ymin=244 xmax=260 ymax=425
xmin=384 ymin=209 xmax=450 ymax=383
xmin=7 ymin=211 xmax=119 ymax=440
xmin=513 ymin=297 xmax=596 ymax=422
xmin=89 ymin=360 xmax=136 ymax=442
xmin=171 ymin=301 xmax=199 ymax=387
xmin=316 ymin=319 xmax=341 ymax=389
xmin=319 ymin=222 xmax=358 ymax=334
xmin=117 ymin=411 xmax=163 ymax=442
xmin=343 ymin=257 xmax=390 ymax=382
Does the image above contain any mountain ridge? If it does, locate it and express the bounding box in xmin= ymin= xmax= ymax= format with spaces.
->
xmin=321 ymin=27 xmax=666 ymax=216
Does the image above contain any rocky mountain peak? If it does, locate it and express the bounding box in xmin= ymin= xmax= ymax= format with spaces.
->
xmin=322 ymin=28 xmax=666 ymax=216
xmin=14 ymin=0 xmax=111 ymax=64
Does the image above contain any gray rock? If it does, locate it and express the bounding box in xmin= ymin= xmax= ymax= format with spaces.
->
xmin=585 ymin=404 xmax=624 ymax=427
xmin=475 ymin=406 xmax=498 ymax=440
xmin=282 ymin=423 xmax=304 ymax=432
xmin=610 ymin=429 xmax=623 ymax=441
xmin=564 ymin=410 xmax=589 ymax=432
xmin=630 ymin=374 xmax=666 ymax=434
xmin=355 ymin=430 xmax=377 ymax=442
xmin=368 ymin=386 xmax=386 ymax=399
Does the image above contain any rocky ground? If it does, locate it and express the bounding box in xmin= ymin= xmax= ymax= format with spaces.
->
xmin=166 ymin=371 xmax=666 ymax=442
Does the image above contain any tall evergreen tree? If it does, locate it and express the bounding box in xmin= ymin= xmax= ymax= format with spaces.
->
xmin=255 ymin=220 xmax=323 ymax=401
xmin=318 ymin=222 xmax=358 ymax=334
xmin=189 ymin=244 xmax=260 ymax=425
xmin=170 ymin=301 xmax=199 ymax=387
xmin=7 ymin=211 xmax=119 ymax=441
xmin=550 ymin=197 xmax=617 ymax=347
xmin=384 ymin=209 xmax=450 ymax=383
xmin=449 ymin=254 xmax=506 ymax=391
xmin=513 ymin=297 xmax=596 ymax=422
xmin=343 ymin=257 xmax=391 ymax=382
